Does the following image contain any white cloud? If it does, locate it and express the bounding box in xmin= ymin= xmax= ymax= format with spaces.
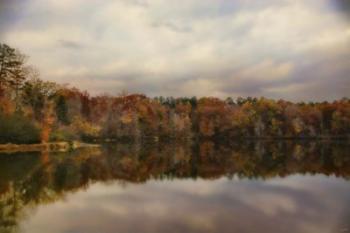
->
xmin=0 ymin=0 xmax=349 ymax=100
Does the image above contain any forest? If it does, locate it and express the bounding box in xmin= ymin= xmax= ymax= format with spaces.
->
xmin=0 ymin=43 xmax=349 ymax=144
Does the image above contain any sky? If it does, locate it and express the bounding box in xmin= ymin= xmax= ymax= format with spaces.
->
xmin=0 ymin=0 xmax=349 ymax=101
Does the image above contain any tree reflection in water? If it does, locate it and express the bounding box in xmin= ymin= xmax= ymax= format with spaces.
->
xmin=0 ymin=140 xmax=349 ymax=232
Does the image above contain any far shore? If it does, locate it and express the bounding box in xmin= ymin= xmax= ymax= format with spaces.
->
xmin=0 ymin=141 xmax=100 ymax=154
xmin=0 ymin=136 xmax=348 ymax=154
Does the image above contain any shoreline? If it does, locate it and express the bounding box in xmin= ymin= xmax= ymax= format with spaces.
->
xmin=0 ymin=136 xmax=348 ymax=153
xmin=0 ymin=141 xmax=100 ymax=154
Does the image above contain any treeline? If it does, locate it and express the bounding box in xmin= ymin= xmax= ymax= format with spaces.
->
xmin=0 ymin=43 xmax=349 ymax=144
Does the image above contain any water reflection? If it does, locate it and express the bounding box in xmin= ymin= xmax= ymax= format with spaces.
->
xmin=0 ymin=141 xmax=349 ymax=233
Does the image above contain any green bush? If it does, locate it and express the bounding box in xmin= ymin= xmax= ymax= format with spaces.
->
xmin=49 ymin=128 xmax=76 ymax=142
xmin=0 ymin=111 xmax=41 ymax=144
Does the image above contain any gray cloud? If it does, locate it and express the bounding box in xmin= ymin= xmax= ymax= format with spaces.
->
xmin=151 ymin=21 xmax=193 ymax=33
xmin=0 ymin=0 xmax=27 ymax=32
xmin=58 ymin=39 xmax=84 ymax=49
xmin=333 ymin=0 xmax=350 ymax=16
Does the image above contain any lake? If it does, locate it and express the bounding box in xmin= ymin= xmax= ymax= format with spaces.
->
xmin=0 ymin=140 xmax=349 ymax=233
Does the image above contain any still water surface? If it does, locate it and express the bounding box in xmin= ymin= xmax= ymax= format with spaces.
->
xmin=0 ymin=141 xmax=349 ymax=233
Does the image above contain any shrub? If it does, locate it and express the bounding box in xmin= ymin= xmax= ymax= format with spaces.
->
xmin=49 ymin=128 xmax=76 ymax=142
xmin=0 ymin=111 xmax=41 ymax=144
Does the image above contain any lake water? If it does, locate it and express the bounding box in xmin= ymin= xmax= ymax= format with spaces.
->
xmin=0 ymin=141 xmax=349 ymax=233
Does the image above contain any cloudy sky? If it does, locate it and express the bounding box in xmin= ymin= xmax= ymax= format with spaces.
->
xmin=0 ymin=0 xmax=349 ymax=101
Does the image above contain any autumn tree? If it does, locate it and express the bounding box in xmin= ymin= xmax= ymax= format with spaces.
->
xmin=22 ymin=77 xmax=58 ymax=121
